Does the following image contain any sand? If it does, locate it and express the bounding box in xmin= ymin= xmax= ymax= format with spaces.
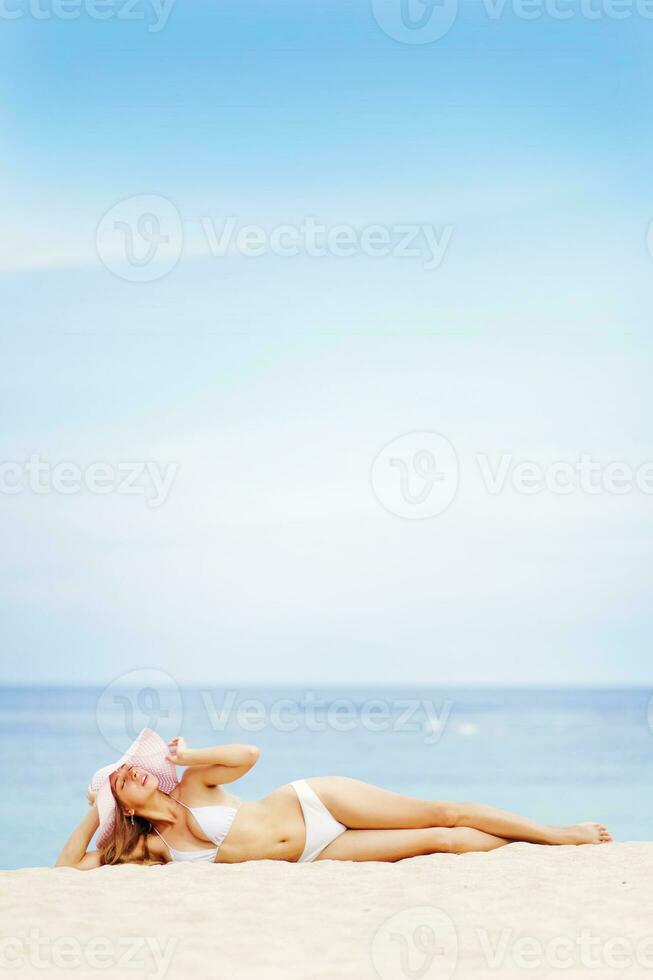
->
xmin=2 ymin=842 xmax=652 ymax=979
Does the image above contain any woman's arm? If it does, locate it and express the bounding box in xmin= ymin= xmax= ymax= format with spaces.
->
xmin=55 ymin=803 xmax=102 ymax=870
xmin=168 ymin=737 xmax=260 ymax=786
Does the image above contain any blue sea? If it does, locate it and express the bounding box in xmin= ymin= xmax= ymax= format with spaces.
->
xmin=3 ymin=686 xmax=652 ymax=870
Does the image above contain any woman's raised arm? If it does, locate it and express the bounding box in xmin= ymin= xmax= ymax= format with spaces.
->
xmin=55 ymin=803 xmax=102 ymax=870
xmin=167 ymin=737 xmax=260 ymax=786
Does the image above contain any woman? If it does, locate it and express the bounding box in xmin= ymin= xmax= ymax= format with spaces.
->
xmin=56 ymin=728 xmax=612 ymax=869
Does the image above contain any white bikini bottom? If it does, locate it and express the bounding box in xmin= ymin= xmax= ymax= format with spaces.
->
xmin=290 ymin=779 xmax=347 ymax=862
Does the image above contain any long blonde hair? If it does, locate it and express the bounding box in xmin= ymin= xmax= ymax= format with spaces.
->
xmin=100 ymin=793 xmax=161 ymax=866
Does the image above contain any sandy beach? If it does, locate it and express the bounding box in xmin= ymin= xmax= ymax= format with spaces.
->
xmin=2 ymin=842 xmax=652 ymax=979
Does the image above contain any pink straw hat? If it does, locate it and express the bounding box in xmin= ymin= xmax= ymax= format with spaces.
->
xmin=89 ymin=728 xmax=178 ymax=848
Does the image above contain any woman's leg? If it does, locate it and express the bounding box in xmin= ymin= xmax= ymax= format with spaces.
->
xmin=310 ymin=777 xmax=612 ymax=844
xmin=317 ymin=826 xmax=510 ymax=861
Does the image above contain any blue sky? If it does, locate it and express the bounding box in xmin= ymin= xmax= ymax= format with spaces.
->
xmin=1 ymin=0 xmax=652 ymax=684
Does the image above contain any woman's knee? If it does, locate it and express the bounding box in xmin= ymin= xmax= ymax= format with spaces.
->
xmin=429 ymin=802 xmax=465 ymax=828
xmin=425 ymin=828 xmax=455 ymax=853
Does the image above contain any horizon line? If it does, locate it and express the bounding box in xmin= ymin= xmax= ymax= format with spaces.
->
xmin=1 ymin=682 xmax=651 ymax=691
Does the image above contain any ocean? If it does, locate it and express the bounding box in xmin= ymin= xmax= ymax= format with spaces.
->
xmin=2 ymin=686 xmax=652 ymax=870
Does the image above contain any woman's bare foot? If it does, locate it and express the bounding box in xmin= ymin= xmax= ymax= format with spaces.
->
xmin=555 ymin=822 xmax=613 ymax=845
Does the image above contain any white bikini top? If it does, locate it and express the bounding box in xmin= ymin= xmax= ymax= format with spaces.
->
xmin=152 ymin=796 xmax=240 ymax=863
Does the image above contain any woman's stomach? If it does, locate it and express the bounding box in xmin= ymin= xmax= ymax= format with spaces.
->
xmin=215 ymin=785 xmax=305 ymax=863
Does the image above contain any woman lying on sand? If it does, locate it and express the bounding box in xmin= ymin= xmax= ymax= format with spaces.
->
xmin=56 ymin=728 xmax=612 ymax=869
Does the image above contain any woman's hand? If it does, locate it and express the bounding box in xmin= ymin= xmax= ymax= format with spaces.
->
xmin=86 ymin=786 xmax=98 ymax=806
xmin=166 ymin=736 xmax=190 ymax=766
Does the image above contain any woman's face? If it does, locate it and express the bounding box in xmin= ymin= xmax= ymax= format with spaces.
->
xmin=110 ymin=764 xmax=159 ymax=813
